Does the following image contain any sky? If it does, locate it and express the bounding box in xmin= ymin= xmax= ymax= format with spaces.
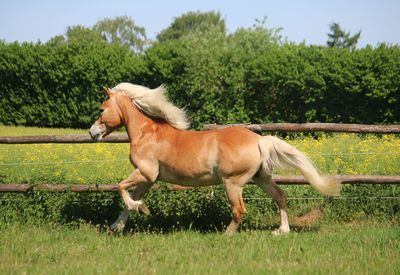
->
xmin=0 ymin=0 xmax=399 ymax=47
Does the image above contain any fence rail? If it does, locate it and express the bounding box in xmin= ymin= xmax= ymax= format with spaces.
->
xmin=1 ymin=175 xmax=400 ymax=192
xmin=0 ymin=133 xmax=129 ymax=144
xmin=1 ymin=123 xmax=400 ymax=144
xmin=204 ymin=123 xmax=400 ymax=133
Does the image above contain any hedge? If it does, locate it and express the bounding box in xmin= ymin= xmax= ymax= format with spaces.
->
xmin=142 ymin=31 xmax=400 ymax=128
xmin=0 ymin=40 xmax=144 ymax=128
xmin=0 ymin=184 xmax=398 ymax=230
xmin=1 ymin=29 xmax=400 ymax=129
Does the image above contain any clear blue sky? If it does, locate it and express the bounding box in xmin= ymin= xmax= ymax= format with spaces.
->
xmin=1 ymin=0 xmax=399 ymax=47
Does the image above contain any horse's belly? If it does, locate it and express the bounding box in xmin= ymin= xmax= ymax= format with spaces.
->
xmin=158 ymin=164 xmax=220 ymax=187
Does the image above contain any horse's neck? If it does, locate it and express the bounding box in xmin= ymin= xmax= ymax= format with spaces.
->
xmin=121 ymin=104 xmax=148 ymax=138
xmin=118 ymin=97 xmax=171 ymax=142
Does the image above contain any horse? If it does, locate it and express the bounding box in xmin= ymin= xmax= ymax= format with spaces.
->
xmin=89 ymin=83 xmax=341 ymax=235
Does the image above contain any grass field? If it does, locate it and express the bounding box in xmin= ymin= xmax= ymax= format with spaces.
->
xmin=0 ymin=125 xmax=400 ymax=274
xmin=1 ymin=125 xmax=399 ymax=224
xmin=0 ymin=221 xmax=398 ymax=274
xmin=0 ymin=125 xmax=132 ymax=184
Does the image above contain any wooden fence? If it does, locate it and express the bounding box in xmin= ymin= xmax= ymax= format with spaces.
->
xmin=1 ymin=175 xmax=400 ymax=193
xmin=1 ymin=123 xmax=399 ymax=192
xmin=0 ymin=133 xmax=128 ymax=144
xmin=1 ymin=123 xmax=400 ymax=144
xmin=203 ymin=123 xmax=400 ymax=133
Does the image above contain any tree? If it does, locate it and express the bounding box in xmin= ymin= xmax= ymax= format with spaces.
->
xmin=93 ymin=16 xmax=148 ymax=53
xmin=157 ymin=11 xmax=226 ymax=42
xmin=230 ymin=17 xmax=283 ymax=48
xmin=47 ymin=25 xmax=104 ymax=46
xmin=327 ymin=22 xmax=361 ymax=49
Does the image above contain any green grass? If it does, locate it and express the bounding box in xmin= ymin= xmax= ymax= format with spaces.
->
xmin=0 ymin=221 xmax=398 ymax=274
xmin=0 ymin=125 xmax=132 ymax=184
xmin=0 ymin=126 xmax=399 ymax=274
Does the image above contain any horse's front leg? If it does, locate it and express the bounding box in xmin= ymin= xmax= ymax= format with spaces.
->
xmin=111 ymin=182 xmax=152 ymax=231
xmin=118 ymin=169 xmax=153 ymax=211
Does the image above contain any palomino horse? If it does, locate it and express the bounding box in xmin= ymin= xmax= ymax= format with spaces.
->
xmin=89 ymin=83 xmax=341 ymax=235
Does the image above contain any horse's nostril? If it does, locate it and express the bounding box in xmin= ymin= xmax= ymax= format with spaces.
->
xmin=89 ymin=130 xmax=96 ymax=139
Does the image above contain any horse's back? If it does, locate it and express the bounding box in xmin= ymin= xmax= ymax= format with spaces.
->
xmin=213 ymin=126 xmax=260 ymax=144
xmin=213 ymin=126 xmax=262 ymax=177
xmin=156 ymin=125 xmax=262 ymax=185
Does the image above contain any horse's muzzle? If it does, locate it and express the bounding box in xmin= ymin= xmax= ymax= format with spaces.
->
xmin=89 ymin=124 xmax=105 ymax=141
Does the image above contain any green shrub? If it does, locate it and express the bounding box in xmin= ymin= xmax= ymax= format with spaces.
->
xmin=142 ymin=31 xmax=400 ymax=128
xmin=1 ymin=28 xmax=399 ymax=128
xmin=0 ymin=40 xmax=144 ymax=128
xmin=1 ymin=184 xmax=398 ymax=231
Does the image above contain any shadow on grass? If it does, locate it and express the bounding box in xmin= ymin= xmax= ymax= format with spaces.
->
xmin=4 ymin=189 xmax=322 ymax=234
xmin=241 ymin=223 xmax=320 ymax=234
xmin=58 ymin=195 xmax=232 ymax=234
xmin=60 ymin=197 xmax=323 ymax=235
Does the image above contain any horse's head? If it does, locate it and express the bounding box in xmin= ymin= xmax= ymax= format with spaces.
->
xmin=89 ymin=87 xmax=124 ymax=141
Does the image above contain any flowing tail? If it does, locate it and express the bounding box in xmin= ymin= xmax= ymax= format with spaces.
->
xmin=258 ymin=136 xmax=341 ymax=196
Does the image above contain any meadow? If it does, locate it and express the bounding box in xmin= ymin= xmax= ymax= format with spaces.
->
xmin=0 ymin=221 xmax=398 ymax=274
xmin=0 ymin=125 xmax=399 ymax=274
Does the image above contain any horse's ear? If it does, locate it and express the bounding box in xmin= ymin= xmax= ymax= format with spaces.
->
xmin=102 ymin=86 xmax=112 ymax=98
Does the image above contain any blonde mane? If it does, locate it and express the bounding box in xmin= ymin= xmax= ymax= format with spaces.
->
xmin=112 ymin=83 xmax=190 ymax=130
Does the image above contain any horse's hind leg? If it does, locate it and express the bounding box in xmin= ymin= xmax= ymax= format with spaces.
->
xmin=111 ymin=182 xmax=152 ymax=231
xmin=223 ymin=178 xmax=247 ymax=235
xmin=254 ymin=175 xmax=290 ymax=235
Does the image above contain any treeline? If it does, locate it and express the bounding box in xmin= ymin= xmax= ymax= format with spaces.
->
xmin=1 ymin=14 xmax=399 ymax=129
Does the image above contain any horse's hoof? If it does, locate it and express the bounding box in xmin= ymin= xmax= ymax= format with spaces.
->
xmin=224 ymin=229 xmax=237 ymax=236
xmin=126 ymin=200 xmax=143 ymax=211
xmin=138 ymin=204 xmax=151 ymax=216
xmin=272 ymin=227 xmax=290 ymax=236
xmin=110 ymin=222 xmax=125 ymax=232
